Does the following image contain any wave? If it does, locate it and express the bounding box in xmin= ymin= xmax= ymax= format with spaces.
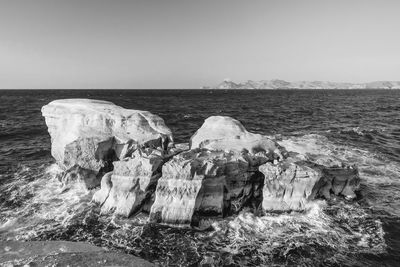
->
xmin=208 ymin=202 xmax=385 ymax=265
xmin=0 ymin=164 xmax=94 ymax=238
xmin=0 ymin=128 xmax=48 ymax=141
xmin=340 ymin=127 xmax=383 ymax=137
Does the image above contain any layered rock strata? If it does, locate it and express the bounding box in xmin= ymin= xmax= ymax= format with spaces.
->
xmin=42 ymin=99 xmax=173 ymax=189
xmin=150 ymin=116 xmax=283 ymax=225
xmin=94 ymin=148 xmax=164 ymax=217
xmin=190 ymin=116 xmax=283 ymax=160
xmin=92 ymin=144 xmax=190 ymax=217
xmin=149 ymin=150 xmax=225 ymax=225
xmin=259 ymin=159 xmax=360 ymax=211
xmin=149 ymin=149 xmax=269 ymax=226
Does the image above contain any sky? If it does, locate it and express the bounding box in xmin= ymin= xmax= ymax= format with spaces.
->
xmin=0 ymin=0 xmax=399 ymax=89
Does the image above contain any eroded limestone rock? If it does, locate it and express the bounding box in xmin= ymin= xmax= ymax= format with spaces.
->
xmin=150 ymin=116 xmax=286 ymax=225
xmin=259 ymin=160 xmax=322 ymax=211
xmin=42 ymin=99 xmax=173 ymax=189
xmin=42 ymin=99 xmax=173 ymax=164
xmin=94 ymin=149 xmax=165 ymax=217
xmin=150 ymin=149 xmax=231 ymax=225
xmin=149 ymin=149 xmax=267 ymax=225
xmin=319 ymin=166 xmax=360 ymax=200
xmin=190 ymin=116 xmax=283 ymax=160
xmin=259 ymin=157 xmax=360 ymax=212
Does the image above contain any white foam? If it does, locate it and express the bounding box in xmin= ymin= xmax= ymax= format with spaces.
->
xmin=0 ymin=164 xmax=94 ymax=238
xmin=280 ymin=134 xmax=400 ymax=185
xmin=210 ymin=200 xmax=386 ymax=264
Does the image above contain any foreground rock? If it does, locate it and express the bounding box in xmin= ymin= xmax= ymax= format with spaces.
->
xmin=150 ymin=116 xmax=283 ymax=225
xmin=0 ymin=241 xmax=153 ymax=266
xmin=42 ymin=99 xmax=173 ymax=189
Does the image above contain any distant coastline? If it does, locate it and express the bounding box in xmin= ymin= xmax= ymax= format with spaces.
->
xmin=202 ymin=79 xmax=400 ymax=89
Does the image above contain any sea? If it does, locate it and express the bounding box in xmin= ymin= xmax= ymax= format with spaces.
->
xmin=0 ymin=89 xmax=400 ymax=266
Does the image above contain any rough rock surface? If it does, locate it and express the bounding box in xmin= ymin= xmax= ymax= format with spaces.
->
xmin=190 ymin=116 xmax=283 ymax=160
xmin=150 ymin=149 xmax=230 ymax=225
xmin=319 ymin=165 xmax=360 ymax=199
xmin=95 ymin=149 xmax=165 ymax=217
xmin=42 ymin=99 xmax=173 ymax=189
xmin=92 ymin=144 xmax=190 ymax=217
xmin=259 ymin=157 xmax=360 ymax=212
xmin=151 ymin=117 xmax=283 ymax=225
xmin=260 ymin=160 xmax=321 ymax=211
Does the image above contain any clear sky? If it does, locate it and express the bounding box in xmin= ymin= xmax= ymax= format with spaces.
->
xmin=0 ymin=0 xmax=399 ymax=89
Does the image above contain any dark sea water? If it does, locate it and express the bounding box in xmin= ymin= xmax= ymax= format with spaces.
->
xmin=0 ymin=89 xmax=400 ymax=266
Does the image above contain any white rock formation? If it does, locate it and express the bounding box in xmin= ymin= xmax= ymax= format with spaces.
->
xmin=150 ymin=117 xmax=283 ymax=225
xmin=42 ymin=99 xmax=173 ymax=189
xmin=259 ymin=157 xmax=360 ymax=212
xmin=42 ymin=99 xmax=173 ymax=168
xmin=259 ymin=160 xmax=322 ymax=211
xmin=96 ymin=149 xmax=164 ymax=217
xmin=149 ymin=149 xmax=231 ymax=225
xmin=190 ymin=116 xmax=283 ymax=160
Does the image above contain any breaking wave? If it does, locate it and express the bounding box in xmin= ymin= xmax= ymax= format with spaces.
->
xmin=339 ymin=127 xmax=384 ymax=137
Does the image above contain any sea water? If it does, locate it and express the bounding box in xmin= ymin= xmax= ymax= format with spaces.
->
xmin=1 ymin=89 xmax=399 ymax=265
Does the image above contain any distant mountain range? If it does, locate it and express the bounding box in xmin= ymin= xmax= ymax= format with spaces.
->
xmin=202 ymin=79 xmax=400 ymax=89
